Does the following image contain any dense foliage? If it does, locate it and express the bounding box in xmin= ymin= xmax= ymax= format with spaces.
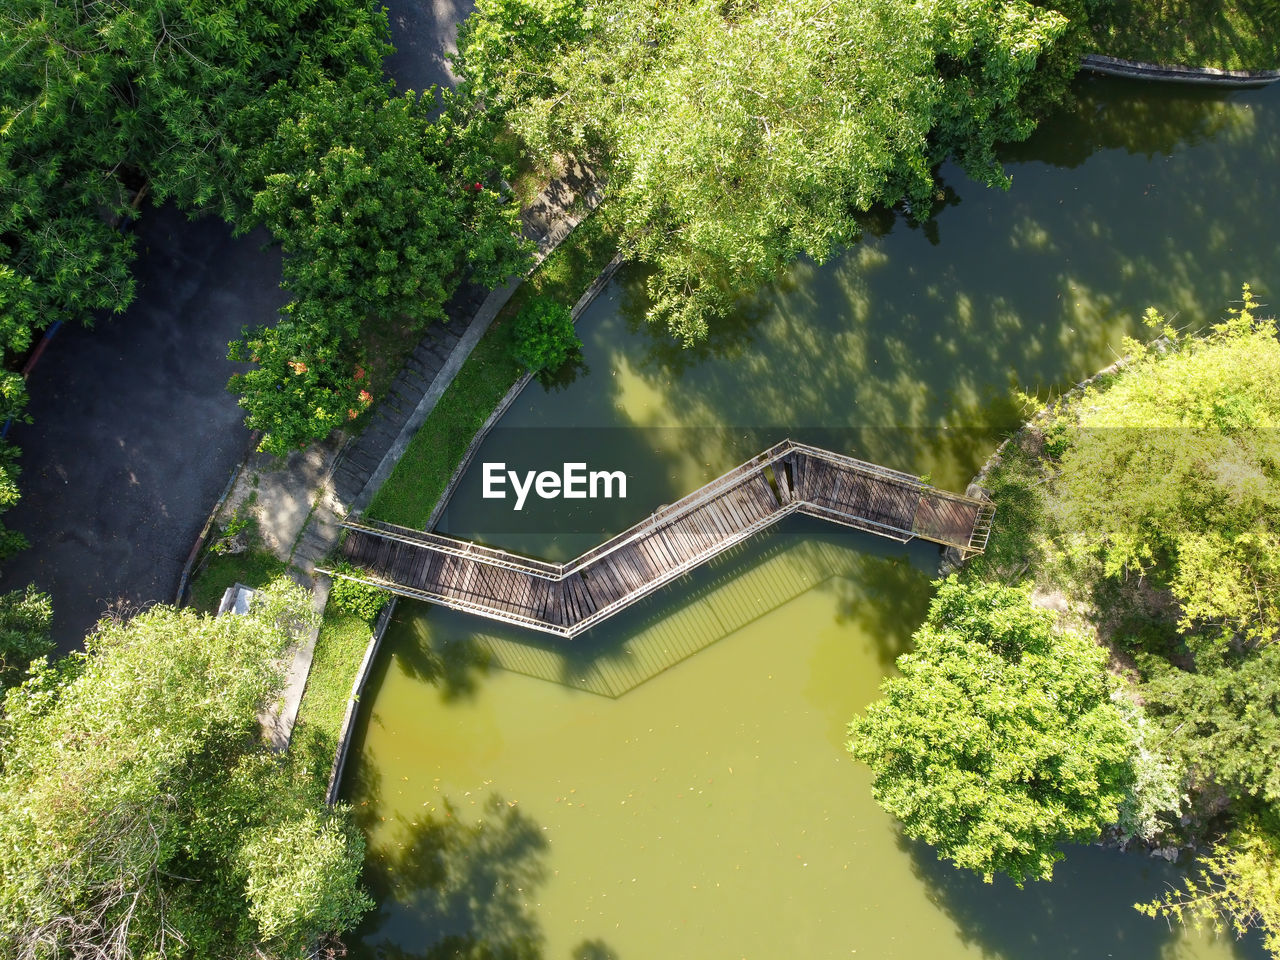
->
xmin=847 ymin=579 xmax=1133 ymax=885
xmin=965 ymin=289 xmax=1280 ymax=951
xmin=0 ymin=579 xmax=371 ymax=959
xmin=510 ymin=295 xmax=581 ymax=374
xmin=1 ymin=0 xmax=528 ymax=458
xmin=231 ymin=83 xmax=528 ymax=453
xmin=457 ymin=0 xmax=1081 ymax=339
xmin=0 ymin=586 xmax=51 ymax=693
xmin=0 ymin=0 xmax=389 ymax=329
xmin=1143 ymin=646 xmax=1280 ymax=805
xmin=1045 ymin=287 xmax=1280 ymax=655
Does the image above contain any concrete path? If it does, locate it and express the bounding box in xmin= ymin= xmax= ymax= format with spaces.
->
xmin=0 ymin=205 xmax=285 ymax=652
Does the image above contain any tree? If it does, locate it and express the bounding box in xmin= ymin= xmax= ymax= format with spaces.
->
xmin=0 ymin=0 xmax=399 ymax=534
xmin=230 ymin=82 xmax=528 ymax=453
xmin=0 ymin=0 xmax=391 ymax=328
xmin=3 ymin=0 xmax=521 ymax=460
xmin=457 ymin=0 xmax=1073 ymax=339
xmin=1141 ymin=645 xmax=1280 ymax=805
xmin=1046 ymin=287 xmax=1280 ymax=655
xmin=847 ymin=578 xmax=1133 ymax=885
xmin=0 ymin=586 xmax=51 ymax=693
xmin=0 ymin=579 xmax=371 ymax=959
xmin=1139 ymin=812 xmax=1280 ymax=957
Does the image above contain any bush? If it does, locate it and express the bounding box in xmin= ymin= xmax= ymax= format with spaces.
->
xmin=0 ymin=586 xmax=53 ymax=693
xmin=847 ymin=578 xmax=1134 ymax=885
xmin=328 ymin=566 xmax=388 ymax=624
xmin=511 ymin=295 xmax=581 ymax=374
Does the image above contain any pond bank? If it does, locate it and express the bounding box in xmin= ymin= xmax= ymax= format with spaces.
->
xmin=1082 ymin=53 xmax=1279 ymax=86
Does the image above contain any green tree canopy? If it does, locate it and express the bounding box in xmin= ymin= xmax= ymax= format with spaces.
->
xmin=457 ymin=0 xmax=1075 ymax=338
xmin=1045 ymin=287 xmax=1280 ymax=655
xmin=230 ymin=82 xmax=528 ymax=453
xmin=0 ymin=586 xmax=51 ymax=693
xmin=847 ymin=578 xmax=1133 ymax=885
xmin=0 ymin=579 xmax=370 ymax=959
xmin=0 ymin=0 xmax=390 ymax=330
xmin=3 ymin=0 xmax=526 ymax=458
xmin=1142 ymin=645 xmax=1280 ymax=805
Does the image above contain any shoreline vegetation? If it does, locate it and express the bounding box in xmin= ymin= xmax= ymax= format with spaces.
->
xmin=1089 ymin=0 xmax=1280 ymax=72
xmin=850 ymin=289 xmax=1279 ymax=952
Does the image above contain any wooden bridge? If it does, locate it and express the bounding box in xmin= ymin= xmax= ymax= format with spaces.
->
xmin=324 ymin=440 xmax=994 ymax=638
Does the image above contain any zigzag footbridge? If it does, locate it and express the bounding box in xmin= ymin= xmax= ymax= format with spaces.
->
xmin=323 ymin=440 xmax=995 ymax=638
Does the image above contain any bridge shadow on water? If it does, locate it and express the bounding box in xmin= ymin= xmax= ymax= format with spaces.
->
xmin=395 ymin=514 xmax=938 ymax=700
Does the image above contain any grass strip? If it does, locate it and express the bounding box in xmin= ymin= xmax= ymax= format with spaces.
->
xmin=291 ymin=211 xmax=617 ymax=787
xmin=187 ymin=548 xmax=287 ymax=615
xmin=289 ymin=607 xmax=377 ymax=783
xmin=366 ymin=210 xmax=618 ymax=528
xmin=1089 ymin=0 xmax=1280 ymax=71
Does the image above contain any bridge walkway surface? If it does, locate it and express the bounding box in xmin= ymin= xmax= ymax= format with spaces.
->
xmin=325 ymin=440 xmax=994 ymax=638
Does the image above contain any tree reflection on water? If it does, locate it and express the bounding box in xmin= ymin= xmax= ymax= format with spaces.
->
xmin=354 ymin=794 xmax=568 ymax=960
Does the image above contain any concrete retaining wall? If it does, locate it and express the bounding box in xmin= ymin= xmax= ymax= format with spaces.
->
xmin=1081 ymin=53 xmax=1279 ymax=87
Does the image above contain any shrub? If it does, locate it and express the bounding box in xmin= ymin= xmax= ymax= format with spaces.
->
xmin=511 ymin=295 xmax=581 ymax=374
xmin=328 ymin=566 xmax=388 ymax=624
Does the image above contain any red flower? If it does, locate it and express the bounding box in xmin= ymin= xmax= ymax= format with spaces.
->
xmin=347 ymin=408 xmax=359 ymax=420
xmin=353 ymin=365 xmax=366 ymax=381
xmin=358 ymin=389 xmax=373 ymax=405
xmin=288 ymin=360 xmax=308 ymax=375
xmin=473 ymin=182 xmax=482 ymax=191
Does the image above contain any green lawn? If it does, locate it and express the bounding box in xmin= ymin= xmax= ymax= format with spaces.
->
xmin=290 ymin=606 xmax=379 ymax=783
xmin=187 ymin=548 xmax=287 ymax=615
xmin=366 ymin=210 xmax=619 ymax=528
xmin=1090 ymin=0 xmax=1280 ymax=71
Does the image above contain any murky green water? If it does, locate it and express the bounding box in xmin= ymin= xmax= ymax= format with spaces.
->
xmin=343 ymin=77 xmax=1278 ymax=959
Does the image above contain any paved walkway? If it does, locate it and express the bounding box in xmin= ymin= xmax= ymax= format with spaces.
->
xmin=0 ymin=206 xmax=285 ymax=652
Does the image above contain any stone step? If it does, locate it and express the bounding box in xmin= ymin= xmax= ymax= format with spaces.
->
xmin=387 ymin=385 xmax=420 ymax=409
xmin=414 ymin=341 xmax=449 ymax=366
xmin=342 ymin=449 xmax=380 ymax=474
xmin=397 ymin=366 xmax=430 ymax=391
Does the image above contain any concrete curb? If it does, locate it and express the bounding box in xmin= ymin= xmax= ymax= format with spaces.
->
xmin=968 ymin=352 xmax=1133 ymax=494
xmin=325 ymin=596 xmax=397 ymax=805
xmin=1081 ymin=53 xmax=1280 ymax=86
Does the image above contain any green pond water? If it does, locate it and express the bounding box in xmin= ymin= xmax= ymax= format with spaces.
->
xmin=343 ymin=76 xmax=1279 ymax=959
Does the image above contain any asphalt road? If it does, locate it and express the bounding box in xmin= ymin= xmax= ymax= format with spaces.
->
xmin=0 ymin=206 xmax=286 ymax=652
xmin=0 ymin=2 xmax=471 ymax=652
xmin=384 ymin=0 xmax=475 ymax=94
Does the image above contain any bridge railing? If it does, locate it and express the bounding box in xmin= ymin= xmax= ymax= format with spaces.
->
xmin=561 ymin=440 xmax=795 ymax=576
xmin=340 ymin=517 xmax=564 ymax=579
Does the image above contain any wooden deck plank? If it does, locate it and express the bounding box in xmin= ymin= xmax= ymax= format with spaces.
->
xmin=332 ymin=442 xmax=991 ymax=637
